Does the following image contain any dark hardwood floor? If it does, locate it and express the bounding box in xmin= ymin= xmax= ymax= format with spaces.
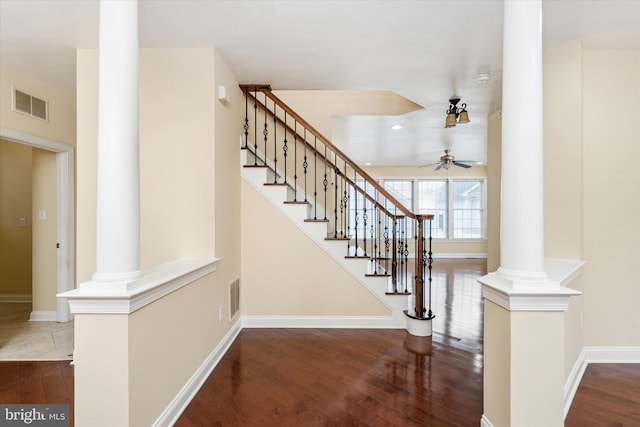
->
xmin=565 ymin=363 xmax=640 ymax=426
xmin=0 ymin=360 xmax=74 ymax=425
xmin=2 ymin=259 xmax=638 ymax=426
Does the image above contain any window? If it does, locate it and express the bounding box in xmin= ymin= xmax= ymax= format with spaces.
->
xmin=453 ymin=180 xmax=484 ymax=239
xmin=347 ymin=177 xmax=485 ymax=241
xmin=418 ymin=178 xmax=485 ymax=240
xmin=417 ymin=180 xmax=447 ymax=239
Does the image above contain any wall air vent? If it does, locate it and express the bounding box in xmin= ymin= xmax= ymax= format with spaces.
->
xmin=229 ymin=278 xmax=240 ymax=319
xmin=12 ymin=87 xmax=48 ymax=121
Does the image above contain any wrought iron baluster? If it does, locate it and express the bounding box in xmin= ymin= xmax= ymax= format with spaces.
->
xmin=253 ymin=88 xmax=258 ymax=165
xmin=363 ymin=180 xmax=368 ymax=257
xmin=283 ymin=112 xmax=288 ymax=184
xmin=353 ymin=170 xmax=358 ymax=256
xmin=303 ymin=129 xmax=308 ymax=202
xmin=272 ymin=103 xmax=277 ymax=183
xmin=243 ymin=88 xmax=249 ymax=149
xmin=293 ymin=121 xmax=298 ymax=201
xmin=313 ymin=136 xmax=318 ymax=220
xmin=263 ymin=93 xmax=268 ymax=165
xmin=323 ymin=145 xmax=328 ymax=221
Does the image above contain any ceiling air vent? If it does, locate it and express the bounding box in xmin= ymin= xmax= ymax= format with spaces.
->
xmin=12 ymin=87 xmax=48 ymax=121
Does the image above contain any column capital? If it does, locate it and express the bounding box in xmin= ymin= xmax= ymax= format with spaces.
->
xmin=478 ymin=259 xmax=584 ymax=311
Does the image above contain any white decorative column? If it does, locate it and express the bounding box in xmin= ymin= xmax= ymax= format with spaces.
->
xmin=479 ymin=1 xmax=582 ymax=426
xmin=498 ymin=0 xmax=546 ymax=284
xmin=90 ymin=0 xmax=143 ymax=289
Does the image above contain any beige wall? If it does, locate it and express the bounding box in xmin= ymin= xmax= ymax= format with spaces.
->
xmin=543 ymin=40 xmax=586 ymax=380
xmin=541 ymin=44 xmax=640 ymax=384
xmin=486 ymin=110 xmax=501 ymax=272
xmin=241 ymin=180 xmax=390 ymax=317
xmin=0 ymin=64 xmax=76 ymax=146
xmin=0 ymin=139 xmax=32 ymax=296
xmin=582 ymin=49 xmax=640 ymax=347
xmin=31 ymin=148 xmax=58 ymax=311
xmin=274 ymin=90 xmax=422 ymax=139
xmin=75 ymin=47 xmax=242 ymax=426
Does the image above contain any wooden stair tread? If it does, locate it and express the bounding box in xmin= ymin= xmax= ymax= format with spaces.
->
xmin=304 ymin=219 xmax=329 ymax=223
xmin=243 ymin=164 xmax=268 ymax=168
xmin=385 ymin=291 xmax=411 ymax=295
xmin=264 ymin=182 xmax=289 ymax=186
xmin=284 ymin=200 xmax=310 ymax=205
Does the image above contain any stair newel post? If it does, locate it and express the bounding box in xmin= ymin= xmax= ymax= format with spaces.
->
xmin=333 ymin=156 xmax=339 ymax=238
xmin=303 ymin=128 xmax=308 ymax=202
xmin=293 ymin=121 xmax=298 ymax=201
xmin=272 ymin=102 xmax=277 ymax=183
xmin=313 ymin=136 xmax=318 ymax=220
xmin=414 ymin=216 xmax=426 ymax=319
xmin=282 ymin=112 xmax=288 ymax=184
xmin=427 ymin=217 xmax=434 ymax=320
xmin=263 ymin=92 xmax=268 ymax=166
xmin=253 ymin=88 xmax=258 ymax=166
xmin=243 ymin=88 xmax=249 ymax=149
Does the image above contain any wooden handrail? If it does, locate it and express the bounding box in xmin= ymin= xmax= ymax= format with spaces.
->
xmin=241 ymin=85 xmax=428 ymax=221
xmin=244 ymin=90 xmax=404 ymax=220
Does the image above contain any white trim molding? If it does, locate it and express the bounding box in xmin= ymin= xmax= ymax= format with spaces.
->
xmin=242 ymin=315 xmax=401 ymax=329
xmin=1 ymin=127 xmax=75 ymax=323
xmin=29 ymin=311 xmax=57 ymax=321
xmin=153 ymin=318 xmax=242 ymax=427
xmin=58 ymin=258 xmax=219 ymax=314
xmin=564 ymin=346 xmax=640 ymax=418
xmin=478 ymin=258 xmax=584 ymax=311
xmin=0 ymin=294 xmax=32 ymax=303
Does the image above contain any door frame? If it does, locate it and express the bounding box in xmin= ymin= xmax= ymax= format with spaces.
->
xmin=0 ymin=127 xmax=75 ymax=322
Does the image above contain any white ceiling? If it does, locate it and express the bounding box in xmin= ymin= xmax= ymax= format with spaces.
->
xmin=1 ymin=0 xmax=639 ymax=167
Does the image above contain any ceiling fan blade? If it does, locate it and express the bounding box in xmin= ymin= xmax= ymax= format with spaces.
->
xmin=453 ymin=161 xmax=472 ymax=169
xmin=417 ymin=162 xmax=440 ymax=168
xmin=434 ymin=163 xmax=444 ymax=171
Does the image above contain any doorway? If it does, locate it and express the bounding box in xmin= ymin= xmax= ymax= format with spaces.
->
xmin=0 ymin=128 xmax=75 ymax=322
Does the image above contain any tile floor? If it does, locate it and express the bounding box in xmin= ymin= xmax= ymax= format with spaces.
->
xmin=0 ymin=303 xmax=73 ymax=360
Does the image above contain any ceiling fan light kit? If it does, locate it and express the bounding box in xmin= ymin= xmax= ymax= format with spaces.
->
xmin=419 ymin=149 xmax=475 ymax=171
xmin=444 ymin=97 xmax=470 ymax=128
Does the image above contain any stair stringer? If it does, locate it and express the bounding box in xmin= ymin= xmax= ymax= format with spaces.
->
xmin=241 ymin=151 xmax=409 ymax=328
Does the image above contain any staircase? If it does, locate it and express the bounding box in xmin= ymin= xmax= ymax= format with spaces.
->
xmin=240 ymin=85 xmax=435 ymax=336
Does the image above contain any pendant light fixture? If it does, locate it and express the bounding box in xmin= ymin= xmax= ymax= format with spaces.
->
xmin=444 ymin=97 xmax=470 ymax=128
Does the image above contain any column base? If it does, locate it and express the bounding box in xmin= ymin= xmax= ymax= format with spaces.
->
xmin=404 ymin=310 xmax=434 ymax=337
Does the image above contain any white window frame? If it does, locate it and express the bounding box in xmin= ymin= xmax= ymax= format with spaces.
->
xmin=372 ymin=176 xmax=487 ymax=242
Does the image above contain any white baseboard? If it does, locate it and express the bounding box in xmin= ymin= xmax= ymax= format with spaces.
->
xmin=29 ymin=311 xmax=57 ymax=321
xmin=480 ymin=414 xmax=494 ymax=427
xmin=583 ymin=346 xmax=640 ymax=363
xmin=432 ymin=253 xmax=487 ymax=259
xmin=0 ymin=294 xmax=32 ymax=303
xmin=241 ymin=315 xmax=401 ymax=329
xmin=153 ymin=319 xmax=242 ymax=427
xmin=564 ymin=346 xmax=640 ymax=418
xmin=564 ymin=348 xmax=588 ymax=419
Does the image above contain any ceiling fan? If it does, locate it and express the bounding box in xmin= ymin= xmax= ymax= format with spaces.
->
xmin=418 ymin=149 xmax=475 ymax=171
